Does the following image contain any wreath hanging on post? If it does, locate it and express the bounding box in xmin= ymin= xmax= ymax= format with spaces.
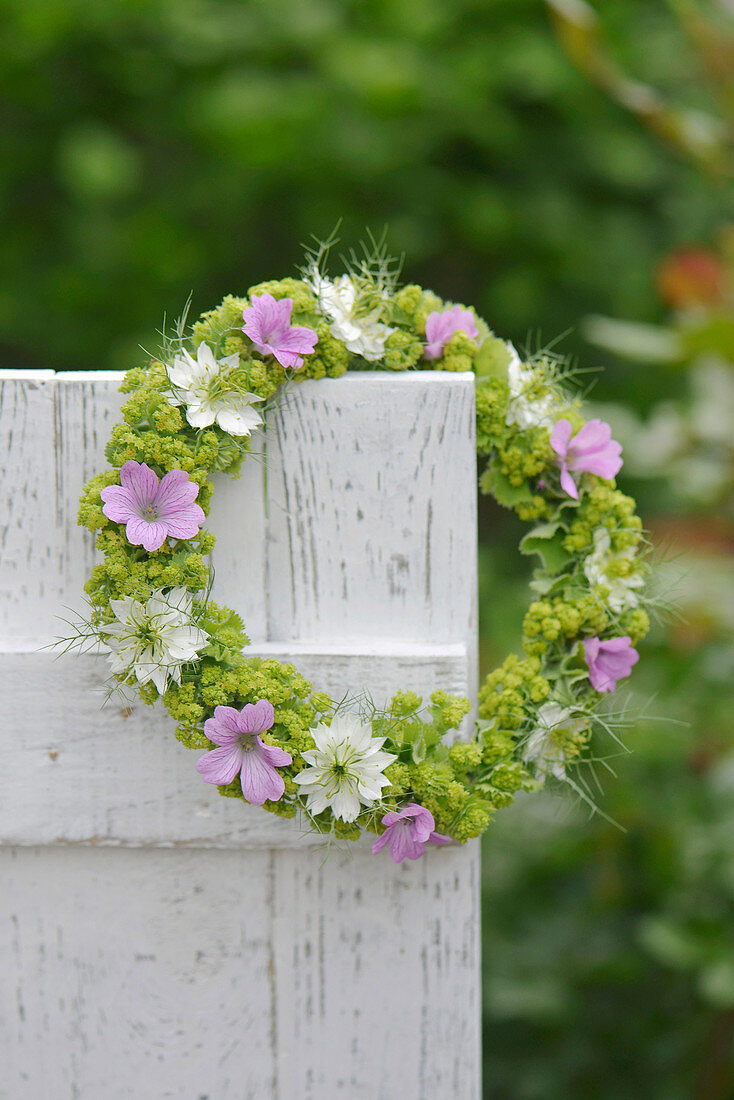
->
xmin=76 ymin=241 xmax=650 ymax=863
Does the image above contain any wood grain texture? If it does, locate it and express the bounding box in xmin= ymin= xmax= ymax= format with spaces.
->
xmin=1 ymin=369 xmax=481 ymax=1098
xmin=1 ymin=843 xmax=479 ymax=1100
xmin=0 ymin=646 xmax=468 ymax=849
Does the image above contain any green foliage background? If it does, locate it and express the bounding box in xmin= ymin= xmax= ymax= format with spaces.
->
xmin=2 ymin=0 xmax=732 ymax=1095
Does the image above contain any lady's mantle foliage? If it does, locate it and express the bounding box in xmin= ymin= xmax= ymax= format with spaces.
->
xmin=78 ymin=245 xmax=652 ymax=855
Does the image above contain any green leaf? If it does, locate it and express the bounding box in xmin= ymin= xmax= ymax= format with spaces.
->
xmin=700 ymin=959 xmax=734 ymax=1008
xmin=480 ymin=465 xmax=533 ymax=507
xmin=520 ymin=522 xmax=571 ymax=575
xmin=474 ymin=332 xmax=512 ymax=379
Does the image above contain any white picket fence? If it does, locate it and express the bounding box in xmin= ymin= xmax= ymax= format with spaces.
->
xmin=0 ymin=369 xmax=481 ymax=1099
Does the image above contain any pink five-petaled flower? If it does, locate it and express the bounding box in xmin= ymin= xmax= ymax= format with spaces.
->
xmin=196 ymin=700 xmax=292 ymax=805
xmin=100 ymin=460 xmax=205 ymax=553
xmin=550 ymin=418 xmax=623 ymax=500
xmin=371 ymin=803 xmax=450 ymax=864
xmin=423 ymin=306 xmax=479 ymax=360
xmin=583 ymin=636 xmax=639 ymax=693
xmin=242 ymin=293 xmax=318 ymax=370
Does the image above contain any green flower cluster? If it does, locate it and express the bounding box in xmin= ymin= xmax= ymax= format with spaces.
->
xmin=77 ymin=266 xmax=651 ymax=853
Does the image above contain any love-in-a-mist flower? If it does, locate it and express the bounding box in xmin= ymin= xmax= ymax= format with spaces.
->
xmin=166 ymin=342 xmax=264 ymax=436
xmin=101 ymin=461 xmax=205 ymax=552
xmin=584 ymin=527 xmax=644 ymax=613
xmin=505 ymin=345 xmax=557 ymax=431
xmin=242 ymin=293 xmax=318 ymax=370
xmin=293 ymin=715 xmax=396 ymax=822
xmin=196 ymin=700 xmax=292 ymax=805
xmin=523 ymin=702 xmax=585 ymax=783
xmin=550 ymin=419 xmax=623 ymax=499
xmin=583 ymin=636 xmax=639 ymax=693
xmin=423 ymin=306 xmax=479 ymax=359
xmin=308 ymin=270 xmax=395 ymax=361
xmin=100 ymin=587 xmax=208 ymax=694
xmin=371 ymin=803 xmax=450 ymax=863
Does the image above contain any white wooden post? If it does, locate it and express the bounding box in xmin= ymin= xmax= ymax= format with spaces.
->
xmin=0 ymin=369 xmax=481 ymax=1099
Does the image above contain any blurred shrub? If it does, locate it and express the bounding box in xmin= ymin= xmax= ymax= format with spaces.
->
xmin=0 ymin=0 xmax=726 ymax=373
xmin=479 ymin=545 xmax=734 ymax=1100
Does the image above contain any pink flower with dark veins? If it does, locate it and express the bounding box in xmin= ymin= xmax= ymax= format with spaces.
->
xmin=371 ymin=802 xmax=450 ymax=863
xmin=100 ymin=461 xmax=205 ymax=553
xmin=242 ymin=293 xmax=318 ymax=369
xmin=196 ymin=700 xmax=292 ymax=805
xmin=583 ymin=636 xmax=639 ymax=693
xmin=424 ymin=306 xmax=479 ymax=359
xmin=550 ymin=419 xmax=623 ymax=499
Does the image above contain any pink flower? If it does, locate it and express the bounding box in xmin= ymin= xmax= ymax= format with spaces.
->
xmin=242 ymin=293 xmax=318 ymax=370
xmin=424 ymin=306 xmax=479 ymax=360
xmin=100 ymin=461 xmax=205 ymax=553
xmin=550 ymin=419 xmax=623 ymax=500
xmin=196 ymin=700 xmax=292 ymax=805
xmin=371 ymin=803 xmax=450 ymax=863
xmin=583 ymin=636 xmax=639 ymax=693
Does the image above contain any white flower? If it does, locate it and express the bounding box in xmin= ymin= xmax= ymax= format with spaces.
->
xmin=166 ymin=342 xmax=264 ymax=437
xmin=505 ymin=344 xmax=557 ymax=431
xmin=583 ymin=527 xmax=644 ymax=613
xmin=309 ymin=270 xmax=394 ymax=361
xmin=524 ymin=702 xmax=582 ymax=782
xmin=100 ymin=587 xmax=208 ymax=694
xmin=293 ymin=715 xmax=397 ymax=822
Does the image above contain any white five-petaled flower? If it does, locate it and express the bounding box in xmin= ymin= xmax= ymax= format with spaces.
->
xmin=583 ymin=527 xmax=644 ymax=614
xmin=505 ymin=344 xmax=557 ymax=431
xmin=523 ymin=702 xmax=583 ymax=783
xmin=293 ymin=715 xmax=397 ymax=822
xmin=100 ymin=587 xmax=208 ymax=695
xmin=308 ymin=269 xmax=395 ymax=362
xmin=166 ymin=342 xmax=264 ymax=437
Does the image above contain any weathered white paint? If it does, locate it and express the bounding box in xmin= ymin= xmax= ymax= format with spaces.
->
xmin=0 ymin=370 xmax=480 ymax=1098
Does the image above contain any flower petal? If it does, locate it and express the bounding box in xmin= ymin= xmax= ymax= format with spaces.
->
xmin=239 ymin=700 xmax=275 ymax=734
xmin=196 ymin=744 xmax=243 ymax=786
xmin=100 ymin=484 xmax=136 ymax=523
xmin=550 ymin=419 xmax=574 ymax=459
xmin=121 ymin=461 xmax=159 ymax=510
xmin=240 ymin=749 xmax=285 ymax=805
xmin=371 ymin=830 xmax=392 ymax=855
xmin=260 ymin=743 xmax=292 ymax=767
xmin=125 ymin=517 xmax=167 ymax=551
xmin=205 ymin=706 xmax=245 ymax=744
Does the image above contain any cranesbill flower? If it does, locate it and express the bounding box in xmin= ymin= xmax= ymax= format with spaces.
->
xmin=293 ymin=715 xmax=396 ymax=822
xmin=423 ymin=306 xmax=479 ymax=359
xmin=371 ymin=803 xmax=450 ymax=863
xmin=196 ymin=700 xmax=292 ymax=805
xmin=550 ymin=418 xmax=623 ymax=500
xmin=583 ymin=636 xmax=639 ymax=693
xmin=100 ymin=587 xmax=208 ymax=694
xmin=242 ymin=293 xmax=318 ymax=370
xmin=101 ymin=461 xmax=205 ymax=552
xmin=584 ymin=528 xmax=644 ymax=613
xmin=167 ymin=342 xmax=264 ymax=436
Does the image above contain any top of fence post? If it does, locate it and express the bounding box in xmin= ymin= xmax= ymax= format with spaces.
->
xmin=0 ymin=369 xmax=478 ymax=848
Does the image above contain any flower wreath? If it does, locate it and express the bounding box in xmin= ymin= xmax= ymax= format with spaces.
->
xmin=77 ymin=246 xmax=650 ymax=863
